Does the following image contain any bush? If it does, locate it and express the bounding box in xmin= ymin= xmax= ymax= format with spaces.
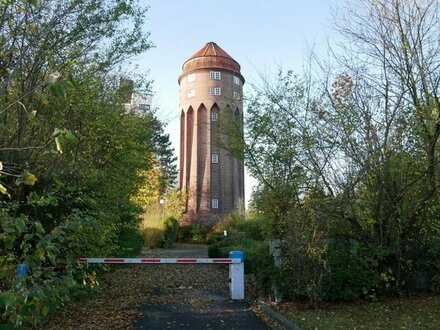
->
xmin=177 ymin=223 xmax=212 ymax=243
xmin=208 ymin=238 xmax=262 ymax=262
xmin=161 ymin=217 xmax=179 ymax=248
xmin=0 ymin=211 xmax=112 ymax=327
xmin=205 ymin=232 xmax=225 ymax=244
xmin=142 ymin=227 xmax=163 ymax=249
xmin=321 ymin=243 xmax=381 ymax=301
xmin=208 ymin=238 xmax=276 ymax=293
xmin=431 ymin=274 xmax=440 ymax=293
xmin=0 ymin=255 xmax=15 ymax=292
xmin=211 ymin=213 xmax=265 ymax=240
xmin=116 ymin=226 xmax=144 ymax=257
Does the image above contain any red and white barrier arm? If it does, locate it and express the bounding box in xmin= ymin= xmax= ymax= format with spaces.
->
xmin=78 ymin=252 xmax=245 ymax=300
xmin=78 ymin=258 xmax=242 ymax=264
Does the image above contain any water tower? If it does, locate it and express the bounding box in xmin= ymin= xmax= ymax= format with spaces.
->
xmin=178 ymin=42 xmax=245 ymax=223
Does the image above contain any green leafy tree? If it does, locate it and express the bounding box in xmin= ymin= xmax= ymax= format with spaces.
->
xmin=0 ymin=0 xmax=173 ymax=326
xmin=237 ymin=0 xmax=440 ymax=302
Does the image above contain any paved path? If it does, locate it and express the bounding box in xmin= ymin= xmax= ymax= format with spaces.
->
xmin=136 ymin=244 xmax=270 ymax=330
xmin=44 ymin=244 xmax=270 ymax=329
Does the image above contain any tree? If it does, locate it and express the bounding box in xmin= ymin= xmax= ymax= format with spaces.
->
xmin=0 ymin=1 xmax=172 ymax=326
xmin=0 ymin=0 xmax=152 ymax=196
xmin=333 ymin=0 xmax=440 ymax=206
xmin=237 ymin=0 xmax=440 ymax=301
xmin=325 ymin=0 xmax=440 ymax=273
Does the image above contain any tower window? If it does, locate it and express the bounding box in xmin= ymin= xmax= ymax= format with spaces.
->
xmin=233 ymin=76 xmax=240 ymax=85
xmin=212 ymin=198 xmax=219 ymax=209
xmin=211 ymin=153 xmax=219 ymax=163
xmin=187 ymin=73 xmax=196 ymax=83
xmin=210 ymin=71 xmax=221 ymax=80
xmin=187 ymin=89 xmax=195 ymax=98
xmin=210 ymin=87 xmax=221 ymax=96
xmin=234 ymin=91 xmax=241 ymax=99
xmin=211 ymin=112 xmax=218 ymax=121
xmin=139 ymin=104 xmax=150 ymax=112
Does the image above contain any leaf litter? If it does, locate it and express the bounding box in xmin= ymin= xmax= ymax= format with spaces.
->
xmin=43 ymin=263 xmax=283 ymax=329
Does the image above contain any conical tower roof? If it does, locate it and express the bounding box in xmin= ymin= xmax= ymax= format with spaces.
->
xmin=179 ymin=42 xmax=244 ymax=83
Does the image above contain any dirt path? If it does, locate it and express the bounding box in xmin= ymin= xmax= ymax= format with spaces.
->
xmin=43 ymin=244 xmax=271 ymax=329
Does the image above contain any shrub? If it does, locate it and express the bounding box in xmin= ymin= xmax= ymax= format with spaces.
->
xmin=0 ymin=211 xmax=112 ymax=327
xmin=211 ymin=212 xmax=265 ymax=240
xmin=208 ymin=237 xmax=253 ymax=260
xmin=161 ymin=217 xmax=179 ymax=248
xmin=142 ymin=227 xmax=163 ymax=249
xmin=431 ymin=274 xmax=440 ymax=293
xmin=177 ymin=223 xmax=212 ymax=243
xmin=205 ymin=232 xmax=225 ymax=244
xmin=321 ymin=243 xmax=381 ymax=301
xmin=208 ymin=237 xmax=276 ymax=293
xmin=0 ymin=255 xmax=15 ymax=292
xmin=116 ymin=226 xmax=144 ymax=257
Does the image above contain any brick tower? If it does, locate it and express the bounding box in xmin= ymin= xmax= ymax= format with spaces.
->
xmin=178 ymin=42 xmax=245 ymax=223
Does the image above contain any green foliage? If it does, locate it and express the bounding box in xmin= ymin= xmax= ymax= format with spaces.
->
xmin=161 ymin=217 xmax=179 ymax=248
xmin=211 ymin=212 xmax=266 ymax=240
xmin=115 ymin=226 xmax=144 ymax=257
xmin=432 ymin=275 xmax=440 ymax=294
xmin=239 ymin=56 xmax=440 ymax=304
xmin=206 ymin=212 xmax=276 ymax=292
xmin=269 ymin=199 xmax=327 ymax=307
xmin=139 ymin=190 xmax=186 ymax=249
xmin=177 ymin=223 xmax=213 ymax=244
xmin=0 ymin=210 xmax=108 ymax=327
xmin=321 ymin=243 xmax=382 ymax=301
xmin=187 ymin=224 xmax=206 ymax=244
xmin=180 ymin=211 xmax=267 ymax=246
xmin=208 ymin=238 xmax=276 ymax=293
xmin=0 ymin=0 xmax=178 ymax=327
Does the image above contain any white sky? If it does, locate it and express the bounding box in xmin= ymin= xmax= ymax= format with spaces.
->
xmin=131 ymin=0 xmax=339 ymax=206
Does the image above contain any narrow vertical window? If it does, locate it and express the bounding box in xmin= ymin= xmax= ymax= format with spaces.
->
xmin=212 ymin=198 xmax=219 ymax=209
xmin=211 ymin=112 xmax=218 ymax=121
xmin=234 ymin=91 xmax=241 ymax=99
xmin=211 ymin=154 xmax=219 ymax=163
xmin=187 ymin=73 xmax=196 ymax=83
xmin=233 ymin=76 xmax=240 ymax=85
xmin=210 ymin=71 xmax=221 ymax=80
xmin=209 ymin=87 xmax=221 ymax=96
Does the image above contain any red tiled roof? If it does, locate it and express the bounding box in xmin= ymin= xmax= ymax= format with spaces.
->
xmin=187 ymin=41 xmax=234 ymax=60
xmin=181 ymin=42 xmax=243 ymax=80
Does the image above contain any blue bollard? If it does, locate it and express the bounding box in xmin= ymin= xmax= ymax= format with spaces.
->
xmin=16 ymin=263 xmax=29 ymax=277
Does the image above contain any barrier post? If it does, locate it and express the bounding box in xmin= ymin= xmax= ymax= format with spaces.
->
xmin=229 ymin=250 xmax=244 ymax=300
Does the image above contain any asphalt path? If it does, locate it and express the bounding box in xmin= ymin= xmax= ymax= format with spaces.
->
xmin=136 ymin=244 xmax=270 ymax=330
xmin=44 ymin=244 xmax=271 ymax=329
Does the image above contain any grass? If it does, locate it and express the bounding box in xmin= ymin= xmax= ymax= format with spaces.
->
xmin=276 ymin=293 xmax=440 ymax=330
xmin=140 ymin=203 xmax=166 ymax=248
